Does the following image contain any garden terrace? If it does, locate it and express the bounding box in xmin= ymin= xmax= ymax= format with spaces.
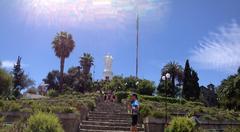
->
xmin=139 ymin=95 xmax=240 ymax=122
xmin=0 ymin=93 xmax=101 ymax=131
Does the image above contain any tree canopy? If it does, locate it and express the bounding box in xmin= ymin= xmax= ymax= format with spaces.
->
xmin=217 ymin=69 xmax=240 ymax=110
xmin=158 ymin=61 xmax=183 ymax=97
xmin=52 ymin=31 xmax=75 ymax=92
xmin=0 ymin=66 xmax=12 ymax=96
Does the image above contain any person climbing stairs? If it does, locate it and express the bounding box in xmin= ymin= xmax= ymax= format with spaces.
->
xmin=80 ymin=101 xmax=144 ymax=132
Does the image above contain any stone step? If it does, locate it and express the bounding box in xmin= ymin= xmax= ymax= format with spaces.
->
xmin=81 ymin=120 xmax=143 ymax=127
xmin=89 ymin=111 xmax=129 ymax=115
xmin=94 ymin=110 xmax=126 ymax=113
xmin=88 ymin=117 xmax=131 ymax=121
xmin=88 ymin=114 xmax=131 ymax=118
xmin=80 ymin=102 xmax=145 ymax=132
xmin=82 ymin=121 xmax=130 ymax=126
xmin=80 ymin=129 xmax=144 ymax=132
xmin=88 ymin=114 xmax=131 ymax=119
xmin=88 ymin=118 xmax=131 ymax=123
xmin=96 ymin=106 xmax=124 ymax=108
xmin=80 ymin=124 xmax=144 ymax=131
xmin=95 ymin=109 xmax=126 ymax=111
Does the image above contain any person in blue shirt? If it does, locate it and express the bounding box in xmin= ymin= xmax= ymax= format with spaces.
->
xmin=130 ymin=93 xmax=140 ymax=132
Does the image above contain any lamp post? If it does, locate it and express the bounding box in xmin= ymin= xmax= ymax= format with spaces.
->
xmin=180 ymin=85 xmax=183 ymax=104
xmin=162 ymin=73 xmax=171 ymax=125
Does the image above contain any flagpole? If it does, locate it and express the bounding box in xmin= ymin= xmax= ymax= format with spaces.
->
xmin=136 ymin=13 xmax=139 ymax=78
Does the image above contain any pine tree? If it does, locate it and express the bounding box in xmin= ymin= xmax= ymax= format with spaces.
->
xmin=12 ymin=56 xmax=24 ymax=98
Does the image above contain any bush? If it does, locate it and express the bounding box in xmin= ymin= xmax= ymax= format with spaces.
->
xmin=224 ymin=126 xmax=240 ymax=132
xmin=151 ymin=111 xmax=165 ymax=119
xmin=165 ymin=117 xmax=196 ymax=132
xmin=0 ymin=68 xmax=12 ymax=96
xmin=47 ymin=89 xmax=59 ymax=97
xmin=0 ymin=116 xmax=4 ymax=127
xmin=83 ymin=99 xmax=96 ymax=111
xmin=26 ymin=112 xmax=64 ymax=132
xmin=115 ymin=91 xmax=129 ymax=103
xmin=9 ymin=102 xmax=21 ymax=112
xmin=62 ymin=107 xmax=76 ymax=113
xmin=0 ymin=100 xmax=4 ymax=108
xmin=140 ymin=104 xmax=152 ymax=118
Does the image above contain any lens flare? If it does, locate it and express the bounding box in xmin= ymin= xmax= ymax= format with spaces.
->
xmin=17 ymin=0 xmax=169 ymax=28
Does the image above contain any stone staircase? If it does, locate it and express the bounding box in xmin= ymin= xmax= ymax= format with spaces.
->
xmin=80 ymin=102 xmax=145 ymax=132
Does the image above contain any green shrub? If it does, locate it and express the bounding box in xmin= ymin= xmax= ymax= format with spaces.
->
xmin=9 ymin=102 xmax=21 ymax=112
xmin=116 ymin=91 xmax=129 ymax=103
xmin=0 ymin=100 xmax=4 ymax=110
xmin=224 ymin=126 xmax=240 ymax=132
xmin=83 ymin=99 xmax=96 ymax=111
xmin=47 ymin=89 xmax=59 ymax=97
xmin=20 ymin=108 xmax=33 ymax=113
xmin=151 ymin=111 xmax=165 ymax=119
xmin=26 ymin=112 xmax=64 ymax=132
xmin=165 ymin=117 xmax=196 ymax=132
xmin=62 ymin=107 xmax=76 ymax=113
xmin=10 ymin=117 xmax=27 ymax=132
xmin=6 ymin=95 xmax=16 ymax=100
xmin=140 ymin=104 xmax=152 ymax=118
xmin=0 ymin=116 xmax=4 ymax=127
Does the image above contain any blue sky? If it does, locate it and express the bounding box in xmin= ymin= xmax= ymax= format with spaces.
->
xmin=1 ymin=0 xmax=240 ymax=87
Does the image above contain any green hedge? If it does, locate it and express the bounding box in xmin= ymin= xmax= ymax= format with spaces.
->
xmin=0 ymin=93 xmax=99 ymax=114
xmin=140 ymin=95 xmax=187 ymax=104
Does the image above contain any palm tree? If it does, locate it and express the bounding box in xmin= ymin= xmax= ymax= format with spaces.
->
xmin=161 ymin=61 xmax=183 ymax=96
xmin=80 ymin=53 xmax=94 ymax=75
xmin=52 ymin=32 xmax=75 ymax=92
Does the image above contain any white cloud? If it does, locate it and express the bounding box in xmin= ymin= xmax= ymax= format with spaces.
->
xmin=1 ymin=60 xmax=29 ymax=69
xmin=1 ymin=61 xmax=15 ymax=69
xmin=191 ymin=20 xmax=240 ymax=72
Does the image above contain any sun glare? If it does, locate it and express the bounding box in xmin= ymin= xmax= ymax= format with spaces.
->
xmin=18 ymin=0 xmax=168 ymax=27
xmin=92 ymin=0 xmax=112 ymax=6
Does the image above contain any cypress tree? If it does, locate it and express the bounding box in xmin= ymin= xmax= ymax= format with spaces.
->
xmin=192 ymin=70 xmax=200 ymax=100
xmin=12 ymin=56 xmax=24 ymax=98
xmin=182 ymin=60 xmax=200 ymax=100
xmin=183 ymin=60 xmax=192 ymax=100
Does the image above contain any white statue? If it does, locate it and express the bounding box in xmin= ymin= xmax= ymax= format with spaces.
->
xmin=103 ymin=54 xmax=113 ymax=80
